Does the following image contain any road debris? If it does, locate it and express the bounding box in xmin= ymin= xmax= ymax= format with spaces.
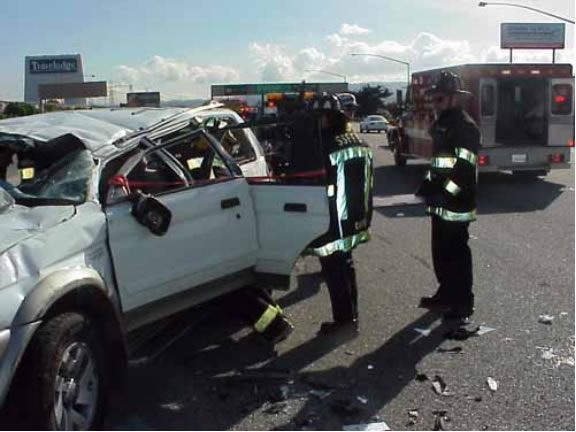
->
xmin=476 ymin=325 xmax=496 ymax=336
xmin=432 ymin=375 xmax=453 ymax=396
xmin=415 ymin=373 xmax=429 ymax=382
xmin=538 ymin=315 xmax=554 ymax=325
xmin=309 ymin=389 xmax=333 ymax=399
xmin=466 ymin=395 xmax=483 ymax=402
xmin=262 ymin=401 xmax=289 ymax=415
xmin=540 ymin=348 xmax=557 ymax=360
xmin=437 ymin=346 xmax=463 ymax=354
xmin=407 ymin=409 xmax=419 ymax=426
xmin=487 ymin=377 xmax=498 ymax=392
xmin=343 ymin=422 xmax=391 ymax=431
xmin=414 ymin=328 xmax=432 ymax=337
xmin=357 ymin=396 xmax=369 ymax=404
xmin=432 ymin=410 xmax=449 ymax=431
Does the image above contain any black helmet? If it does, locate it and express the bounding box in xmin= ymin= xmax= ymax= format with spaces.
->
xmin=425 ymin=71 xmax=470 ymax=96
xmin=308 ymin=92 xmax=342 ymax=112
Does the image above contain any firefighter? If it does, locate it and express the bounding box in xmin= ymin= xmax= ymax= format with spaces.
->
xmin=308 ymin=93 xmax=373 ymax=335
xmin=227 ymin=287 xmax=294 ymax=345
xmin=416 ymin=71 xmax=480 ymax=321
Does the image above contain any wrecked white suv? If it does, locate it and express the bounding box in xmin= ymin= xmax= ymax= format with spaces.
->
xmin=0 ymin=105 xmax=330 ymax=430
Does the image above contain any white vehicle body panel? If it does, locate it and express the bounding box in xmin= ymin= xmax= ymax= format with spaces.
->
xmin=250 ymin=184 xmax=330 ymax=274
xmin=106 ymin=179 xmax=259 ymax=311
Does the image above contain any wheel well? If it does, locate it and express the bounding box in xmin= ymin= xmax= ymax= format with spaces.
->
xmin=41 ymin=286 xmax=128 ymax=386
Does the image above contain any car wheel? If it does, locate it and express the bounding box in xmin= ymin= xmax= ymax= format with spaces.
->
xmin=8 ymin=312 xmax=108 ymax=430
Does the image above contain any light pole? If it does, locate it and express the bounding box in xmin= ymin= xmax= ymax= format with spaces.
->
xmin=478 ymin=2 xmax=574 ymax=24
xmin=350 ymin=53 xmax=411 ymax=96
xmin=305 ymin=69 xmax=347 ymax=83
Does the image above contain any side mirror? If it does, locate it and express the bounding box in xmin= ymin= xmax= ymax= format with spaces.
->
xmin=131 ymin=192 xmax=172 ymax=236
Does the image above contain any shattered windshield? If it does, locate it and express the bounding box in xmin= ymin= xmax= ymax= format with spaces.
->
xmin=0 ymin=135 xmax=94 ymax=206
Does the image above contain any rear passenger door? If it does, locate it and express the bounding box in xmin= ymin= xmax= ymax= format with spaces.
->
xmin=105 ymin=130 xmax=259 ymax=312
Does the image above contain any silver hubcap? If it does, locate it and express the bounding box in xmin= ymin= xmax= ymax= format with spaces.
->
xmin=53 ymin=342 xmax=99 ymax=430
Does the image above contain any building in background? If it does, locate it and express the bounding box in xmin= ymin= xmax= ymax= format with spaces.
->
xmin=126 ymin=92 xmax=161 ymax=108
xmin=24 ymin=54 xmax=87 ymax=106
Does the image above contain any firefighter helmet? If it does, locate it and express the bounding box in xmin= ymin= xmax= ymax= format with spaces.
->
xmin=308 ymin=92 xmax=342 ymax=112
xmin=426 ymin=71 xmax=471 ymax=96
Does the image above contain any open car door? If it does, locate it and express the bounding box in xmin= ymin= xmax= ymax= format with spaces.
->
xmin=236 ymin=116 xmax=331 ymax=276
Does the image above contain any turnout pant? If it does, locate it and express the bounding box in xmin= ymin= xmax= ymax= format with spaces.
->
xmin=319 ymin=251 xmax=358 ymax=322
xmin=431 ymin=216 xmax=474 ymax=307
xmin=228 ymin=288 xmax=284 ymax=334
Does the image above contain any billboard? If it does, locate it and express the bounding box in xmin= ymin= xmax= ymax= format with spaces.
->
xmin=126 ymin=92 xmax=161 ymax=107
xmin=29 ymin=58 xmax=78 ymax=74
xmin=501 ymin=23 xmax=565 ymax=49
xmin=38 ymin=81 xmax=107 ymax=100
xmin=212 ymin=82 xmax=348 ymax=97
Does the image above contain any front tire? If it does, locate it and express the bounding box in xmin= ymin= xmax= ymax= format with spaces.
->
xmin=8 ymin=313 xmax=108 ymax=430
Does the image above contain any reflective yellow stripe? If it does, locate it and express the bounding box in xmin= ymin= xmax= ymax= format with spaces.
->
xmin=21 ymin=167 xmax=35 ymax=180
xmin=329 ymin=146 xmax=372 ymax=166
xmin=254 ymin=304 xmax=279 ymax=333
xmin=312 ymin=230 xmax=370 ymax=256
xmin=444 ymin=179 xmax=461 ymax=196
xmin=431 ymin=157 xmax=457 ymax=169
xmin=426 ymin=206 xmax=476 ymax=222
xmin=455 ymin=147 xmax=477 ymax=165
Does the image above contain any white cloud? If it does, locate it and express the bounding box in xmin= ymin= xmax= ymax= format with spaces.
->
xmin=115 ymin=55 xmax=239 ymax=87
xmin=340 ymin=23 xmax=372 ymax=35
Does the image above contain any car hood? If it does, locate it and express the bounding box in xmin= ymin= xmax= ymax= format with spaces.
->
xmin=0 ymin=204 xmax=76 ymax=255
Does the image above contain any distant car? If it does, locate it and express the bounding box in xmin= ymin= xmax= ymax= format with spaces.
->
xmin=359 ymin=115 xmax=389 ymax=133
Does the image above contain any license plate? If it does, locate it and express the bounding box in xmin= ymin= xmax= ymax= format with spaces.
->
xmin=512 ymin=154 xmax=527 ymax=163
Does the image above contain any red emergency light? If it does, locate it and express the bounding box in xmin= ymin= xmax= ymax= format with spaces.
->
xmin=569 ymin=138 xmax=575 ymax=147
xmin=554 ymin=95 xmax=566 ymax=103
xmin=549 ymin=153 xmax=565 ymax=163
xmin=478 ymin=155 xmax=489 ymax=166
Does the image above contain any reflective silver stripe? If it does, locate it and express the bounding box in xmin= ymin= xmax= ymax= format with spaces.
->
xmin=455 ymin=147 xmax=477 ymax=165
xmin=329 ymin=146 xmax=372 ymax=166
xmin=254 ymin=304 xmax=279 ymax=333
xmin=312 ymin=230 xmax=371 ymax=256
xmin=336 ymin=160 xmax=348 ymax=227
xmin=431 ymin=157 xmax=457 ymax=169
xmin=424 ymin=170 xmax=432 ymax=181
xmin=327 ymin=184 xmax=335 ymax=197
xmin=444 ymin=179 xmax=461 ymax=196
xmin=426 ymin=206 xmax=476 ymax=222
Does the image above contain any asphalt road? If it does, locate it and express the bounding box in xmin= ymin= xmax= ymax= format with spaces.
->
xmin=107 ymin=129 xmax=574 ymax=431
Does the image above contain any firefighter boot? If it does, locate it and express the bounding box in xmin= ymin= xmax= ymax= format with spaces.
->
xmin=261 ymin=315 xmax=294 ymax=345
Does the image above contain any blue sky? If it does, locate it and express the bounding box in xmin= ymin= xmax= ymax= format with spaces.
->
xmin=1 ymin=0 xmax=574 ymax=100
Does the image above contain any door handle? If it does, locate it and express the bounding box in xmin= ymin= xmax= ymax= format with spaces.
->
xmin=221 ymin=197 xmax=240 ymax=209
xmin=284 ymin=203 xmax=307 ymax=213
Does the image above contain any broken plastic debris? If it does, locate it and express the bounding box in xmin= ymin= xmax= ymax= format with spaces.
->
xmin=432 ymin=410 xmax=449 ymax=431
xmin=414 ymin=328 xmax=432 ymax=337
xmin=538 ymin=315 xmax=554 ymax=324
xmin=357 ymin=396 xmax=369 ymax=404
xmin=431 ymin=375 xmax=452 ymax=396
xmin=487 ymin=377 xmax=498 ymax=392
xmin=540 ymin=348 xmax=557 ymax=360
xmin=476 ymin=325 xmax=496 ymax=336
xmin=407 ymin=409 xmax=419 ymax=426
xmin=343 ymin=422 xmax=391 ymax=431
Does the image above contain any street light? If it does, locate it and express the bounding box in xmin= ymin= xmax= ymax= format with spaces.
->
xmin=305 ymin=69 xmax=347 ymax=82
xmin=350 ymin=53 xmax=411 ymax=92
xmin=478 ymin=2 xmax=574 ymax=24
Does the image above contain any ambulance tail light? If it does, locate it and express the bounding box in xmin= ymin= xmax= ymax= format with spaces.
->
xmin=478 ymin=155 xmax=489 ymax=166
xmin=549 ymin=153 xmax=565 ymax=163
xmin=569 ymin=138 xmax=574 ymax=147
